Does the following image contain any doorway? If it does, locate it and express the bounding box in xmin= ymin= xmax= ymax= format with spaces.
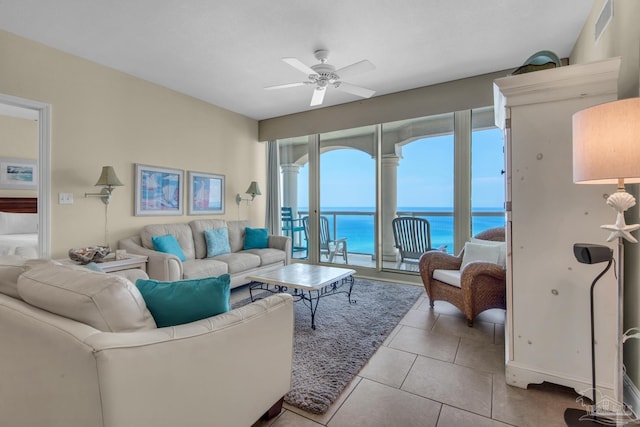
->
xmin=0 ymin=93 xmax=52 ymax=257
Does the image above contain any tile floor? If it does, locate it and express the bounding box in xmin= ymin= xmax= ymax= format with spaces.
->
xmin=234 ymin=283 xmax=583 ymax=427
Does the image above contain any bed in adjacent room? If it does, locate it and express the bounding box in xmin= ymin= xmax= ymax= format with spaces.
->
xmin=0 ymin=197 xmax=38 ymax=258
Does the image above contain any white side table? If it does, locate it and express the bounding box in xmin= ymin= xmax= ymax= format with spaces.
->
xmin=59 ymin=253 xmax=148 ymax=273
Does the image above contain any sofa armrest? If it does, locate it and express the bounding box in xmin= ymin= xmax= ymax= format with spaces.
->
xmin=83 ymin=294 xmax=294 ymax=427
xmin=118 ymin=236 xmax=183 ymax=281
xmin=269 ymin=235 xmax=291 ymax=265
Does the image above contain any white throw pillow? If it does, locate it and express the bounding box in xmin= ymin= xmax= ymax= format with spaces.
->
xmin=470 ymin=238 xmax=507 ymax=268
xmin=0 ymin=211 xmax=38 ymax=234
xmin=461 ymin=241 xmax=502 ymax=270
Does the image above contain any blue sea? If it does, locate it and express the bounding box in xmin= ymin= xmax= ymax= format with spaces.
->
xmin=301 ymin=207 xmax=505 ymax=255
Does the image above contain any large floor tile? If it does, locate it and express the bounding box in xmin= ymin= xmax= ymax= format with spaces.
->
xmin=492 ymin=376 xmax=584 ymax=427
xmin=328 ymin=378 xmax=441 ymax=427
xmin=359 ymin=346 xmax=417 ymax=388
xmin=389 ymin=325 xmax=460 ymax=362
xmin=402 ymin=355 xmax=493 ymax=417
xmin=432 ymin=313 xmax=495 ymax=344
xmin=437 ymin=405 xmax=513 ymax=427
xmin=267 ymin=410 xmax=325 ymax=427
xmin=454 ymin=337 xmax=505 ymax=374
xmin=399 ymin=308 xmax=438 ymax=330
xmin=475 ymin=308 xmax=506 ymax=325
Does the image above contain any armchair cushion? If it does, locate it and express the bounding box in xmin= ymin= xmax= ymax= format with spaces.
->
xmin=135 ymin=274 xmax=231 ymax=327
xmin=433 ymin=269 xmax=461 ymax=287
xmin=17 ymin=264 xmax=157 ymax=332
xmin=461 ymin=241 xmax=501 ymax=269
xmin=152 ymin=234 xmax=186 ymax=261
xmin=470 ymin=237 xmax=507 ymax=268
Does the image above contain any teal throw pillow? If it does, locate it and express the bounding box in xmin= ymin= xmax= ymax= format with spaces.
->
xmin=204 ymin=227 xmax=231 ymax=257
xmin=152 ymin=234 xmax=186 ymax=261
xmin=135 ymin=274 xmax=231 ymax=327
xmin=243 ymin=227 xmax=269 ymax=250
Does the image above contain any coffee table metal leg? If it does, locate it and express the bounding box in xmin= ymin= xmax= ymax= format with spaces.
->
xmin=307 ymin=290 xmax=321 ymax=330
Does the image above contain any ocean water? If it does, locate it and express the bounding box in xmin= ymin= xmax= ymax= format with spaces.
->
xmin=305 ymin=207 xmax=504 ymax=255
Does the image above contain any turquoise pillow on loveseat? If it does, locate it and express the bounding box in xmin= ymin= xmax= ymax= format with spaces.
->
xmin=243 ymin=227 xmax=268 ymax=250
xmin=151 ymin=234 xmax=186 ymax=261
xmin=135 ymin=274 xmax=231 ymax=327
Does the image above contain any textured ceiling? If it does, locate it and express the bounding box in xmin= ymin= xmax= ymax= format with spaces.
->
xmin=0 ymin=0 xmax=595 ymax=120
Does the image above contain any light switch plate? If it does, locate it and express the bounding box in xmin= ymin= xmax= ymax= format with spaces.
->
xmin=58 ymin=192 xmax=73 ymax=204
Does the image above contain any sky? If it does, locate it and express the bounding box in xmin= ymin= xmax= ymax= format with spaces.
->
xmin=297 ymin=127 xmax=505 ymax=209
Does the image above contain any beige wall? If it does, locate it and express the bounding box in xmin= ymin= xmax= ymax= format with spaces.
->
xmin=0 ymin=115 xmax=38 ymax=197
xmin=570 ymin=0 xmax=640 ymax=392
xmin=0 ymin=29 xmax=264 ymax=257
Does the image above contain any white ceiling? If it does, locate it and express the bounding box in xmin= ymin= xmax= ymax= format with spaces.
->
xmin=0 ymin=0 xmax=595 ymax=121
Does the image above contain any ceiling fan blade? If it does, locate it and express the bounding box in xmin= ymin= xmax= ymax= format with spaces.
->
xmin=310 ymin=87 xmax=326 ymax=106
xmin=264 ymin=82 xmax=308 ymax=90
xmin=335 ymin=60 xmax=375 ymax=79
xmin=282 ymin=57 xmax=317 ymax=76
xmin=336 ymin=82 xmax=376 ymax=99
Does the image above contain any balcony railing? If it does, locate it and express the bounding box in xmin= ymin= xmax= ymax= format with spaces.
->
xmin=294 ymin=209 xmax=504 ymax=256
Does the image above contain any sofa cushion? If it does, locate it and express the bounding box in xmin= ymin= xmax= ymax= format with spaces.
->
xmin=243 ymin=227 xmax=269 ymax=250
xmin=227 ymin=220 xmax=250 ymax=253
xmin=212 ymin=252 xmax=261 ymax=274
xmin=189 ymin=219 xmax=227 ymax=259
xmin=182 ymin=259 xmax=229 ymax=279
xmin=152 ymin=234 xmax=186 ymax=261
xmin=141 ymin=223 xmax=195 ymax=260
xmin=0 ymin=256 xmax=56 ymax=300
xmin=244 ymin=248 xmax=286 ymax=266
xmin=135 ymin=274 xmax=231 ymax=327
xmin=205 ymin=228 xmax=231 ymax=257
xmin=17 ymin=264 xmax=157 ymax=332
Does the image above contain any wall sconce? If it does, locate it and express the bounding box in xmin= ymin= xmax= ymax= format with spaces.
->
xmin=84 ymin=166 xmax=124 ymax=205
xmin=235 ymin=181 xmax=261 ymax=205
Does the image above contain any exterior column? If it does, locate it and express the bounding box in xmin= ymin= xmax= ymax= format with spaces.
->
xmin=381 ymin=155 xmax=400 ymax=262
xmin=281 ymin=164 xmax=300 ymax=216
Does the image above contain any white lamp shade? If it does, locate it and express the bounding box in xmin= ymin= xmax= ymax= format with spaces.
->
xmin=573 ymin=97 xmax=640 ymax=184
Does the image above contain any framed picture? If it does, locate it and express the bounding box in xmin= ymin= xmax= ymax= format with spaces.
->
xmin=0 ymin=158 xmax=37 ymax=190
xmin=134 ymin=164 xmax=184 ymax=216
xmin=188 ymin=171 xmax=225 ymax=215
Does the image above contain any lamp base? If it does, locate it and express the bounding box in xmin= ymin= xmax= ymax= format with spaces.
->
xmin=563 ymin=408 xmax=605 ymax=426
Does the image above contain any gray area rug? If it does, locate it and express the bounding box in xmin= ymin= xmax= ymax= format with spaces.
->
xmin=233 ymin=278 xmax=423 ymax=414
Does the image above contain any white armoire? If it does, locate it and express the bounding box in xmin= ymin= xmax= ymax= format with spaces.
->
xmin=494 ymin=57 xmax=621 ymax=398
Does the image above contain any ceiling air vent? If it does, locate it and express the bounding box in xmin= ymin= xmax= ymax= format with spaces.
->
xmin=595 ymin=0 xmax=613 ymax=43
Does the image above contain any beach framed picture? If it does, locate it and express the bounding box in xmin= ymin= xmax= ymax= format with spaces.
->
xmin=188 ymin=171 xmax=225 ymax=215
xmin=134 ymin=164 xmax=184 ymax=216
xmin=0 ymin=157 xmax=37 ymax=190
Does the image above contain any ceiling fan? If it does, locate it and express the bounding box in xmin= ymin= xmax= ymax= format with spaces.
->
xmin=265 ymin=49 xmax=376 ymax=106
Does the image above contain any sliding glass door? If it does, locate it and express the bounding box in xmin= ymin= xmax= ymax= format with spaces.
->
xmin=276 ymin=107 xmax=504 ymax=274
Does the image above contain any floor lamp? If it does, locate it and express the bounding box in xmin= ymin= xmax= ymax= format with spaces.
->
xmin=569 ymin=97 xmax=640 ymax=425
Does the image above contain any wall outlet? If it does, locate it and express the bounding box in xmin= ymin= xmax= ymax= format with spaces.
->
xmin=58 ymin=192 xmax=73 ymax=204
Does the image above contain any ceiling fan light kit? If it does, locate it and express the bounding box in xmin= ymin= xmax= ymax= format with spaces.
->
xmin=265 ymin=49 xmax=376 ymax=106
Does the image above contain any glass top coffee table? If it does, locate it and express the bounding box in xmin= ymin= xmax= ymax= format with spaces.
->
xmin=246 ymin=263 xmax=356 ymax=329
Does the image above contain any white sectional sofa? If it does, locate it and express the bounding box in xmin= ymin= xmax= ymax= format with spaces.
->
xmin=0 ymin=255 xmax=294 ymax=427
xmin=118 ymin=219 xmax=290 ymax=287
